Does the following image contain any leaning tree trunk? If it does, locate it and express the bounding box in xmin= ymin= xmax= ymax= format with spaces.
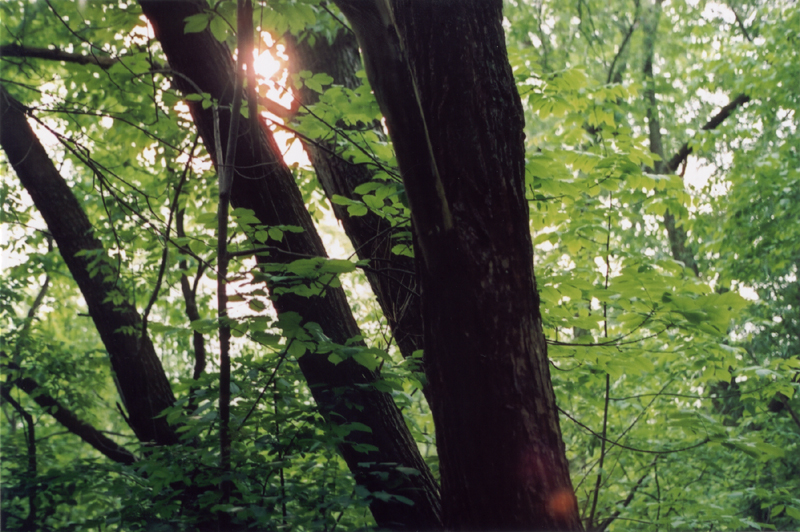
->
xmin=0 ymin=85 xmax=179 ymax=447
xmin=138 ymin=2 xmax=441 ymax=529
xmin=285 ymin=31 xmax=425 ymax=368
xmin=335 ymin=1 xmax=582 ymax=530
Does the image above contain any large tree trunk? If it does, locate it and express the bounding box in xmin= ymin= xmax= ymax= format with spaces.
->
xmin=335 ymin=1 xmax=582 ymax=530
xmin=0 ymin=85 xmax=179 ymax=446
xmin=138 ymin=2 xmax=441 ymax=529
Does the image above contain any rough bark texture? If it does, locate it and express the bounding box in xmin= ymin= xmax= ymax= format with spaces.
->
xmin=0 ymin=85 xmax=179 ymax=447
xmin=335 ymin=1 xmax=581 ymax=529
xmin=138 ymin=2 xmax=441 ymax=529
xmin=285 ymin=32 xmax=424 ymax=365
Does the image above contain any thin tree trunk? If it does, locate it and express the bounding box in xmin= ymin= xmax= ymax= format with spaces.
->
xmin=0 ymin=85 xmax=179 ymax=446
xmin=335 ymin=1 xmax=581 ymax=529
xmin=641 ymin=1 xmax=700 ymax=276
xmin=138 ymin=2 xmax=441 ymax=528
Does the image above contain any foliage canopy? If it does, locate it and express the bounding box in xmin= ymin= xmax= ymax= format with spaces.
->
xmin=1 ymin=0 xmax=799 ymax=530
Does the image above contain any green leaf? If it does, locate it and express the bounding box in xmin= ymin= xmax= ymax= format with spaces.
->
xmin=287 ymin=341 xmax=307 ymax=358
xmin=785 ymin=507 xmax=800 ymax=520
xmin=251 ymin=331 xmax=281 ymax=346
xmin=209 ymin=14 xmax=227 ymax=42
xmin=347 ymin=204 xmax=368 ymax=217
xmin=184 ymin=13 xmax=211 ymax=34
xmin=322 ymin=259 xmax=356 ymax=273
xmin=304 ymin=72 xmax=334 ymax=93
xmin=190 ymin=318 xmax=217 ymax=334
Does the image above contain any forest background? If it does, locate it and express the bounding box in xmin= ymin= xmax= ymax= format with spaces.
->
xmin=1 ymin=0 xmax=798 ymax=530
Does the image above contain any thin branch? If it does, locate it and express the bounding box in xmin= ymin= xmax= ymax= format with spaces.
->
xmin=558 ymin=406 xmax=710 ymax=455
xmin=548 ymin=311 xmax=663 ymax=347
xmin=728 ymin=4 xmax=753 ymax=43
xmin=176 ymin=185 xmax=207 ymax=380
xmin=588 ymin=373 xmax=611 ymax=529
xmin=226 ymin=245 xmax=317 ymax=260
xmin=0 ymin=43 xmax=116 ymax=68
xmin=44 ymin=0 xmax=116 ymax=62
xmin=1 ymin=355 xmax=136 ymax=465
xmin=0 ymin=387 xmax=37 ymax=527
xmin=611 ymin=380 xmax=675 ymax=450
xmin=237 ymin=345 xmax=290 ymax=429
xmin=319 ymin=1 xmax=354 ymax=35
xmin=787 ymin=404 xmax=800 ymax=432
xmin=665 ymin=94 xmax=751 ymax=173
xmin=139 ymin=146 xmax=194 ymax=349
xmin=606 ymin=1 xmax=640 ymax=85
xmin=273 ymin=104 xmax=401 ymax=179
xmin=596 ymin=458 xmax=656 ymax=531
xmin=216 ymin=0 xmax=252 ymax=511
xmin=15 ymin=254 xmax=51 ymax=358
xmin=588 ymin=204 xmax=614 ymax=529
xmin=28 ymin=114 xmax=217 ymax=278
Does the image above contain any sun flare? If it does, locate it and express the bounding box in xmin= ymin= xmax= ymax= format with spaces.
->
xmin=252 ymin=38 xmax=310 ymax=168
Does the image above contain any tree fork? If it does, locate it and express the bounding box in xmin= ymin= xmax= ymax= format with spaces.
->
xmin=138 ymin=1 xmax=442 ymax=528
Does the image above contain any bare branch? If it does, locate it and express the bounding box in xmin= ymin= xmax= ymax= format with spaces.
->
xmin=0 ymin=43 xmax=118 ymax=68
xmin=665 ymin=94 xmax=751 ymax=173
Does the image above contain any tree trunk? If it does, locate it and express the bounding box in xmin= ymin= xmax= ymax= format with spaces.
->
xmin=0 ymin=85 xmax=179 ymax=446
xmin=138 ymin=2 xmax=441 ymax=528
xmin=285 ymin=32 xmax=424 ymax=365
xmin=641 ymin=1 xmax=700 ymax=276
xmin=335 ymin=1 xmax=582 ymax=530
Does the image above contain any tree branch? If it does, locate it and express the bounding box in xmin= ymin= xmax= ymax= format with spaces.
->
xmin=0 ymin=43 xmax=294 ymax=118
xmin=0 ymin=386 xmax=37 ymax=527
xmin=0 ymin=84 xmax=178 ymax=445
xmin=606 ymin=2 xmax=640 ymax=85
xmin=0 ymin=43 xmax=118 ymax=68
xmin=665 ymin=94 xmax=751 ymax=173
xmin=595 ymin=459 xmax=656 ymax=532
xmin=176 ymin=201 xmax=206 ymax=380
xmin=558 ymin=406 xmax=710 ymax=455
xmin=1 ymin=355 xmax=136 ymax=465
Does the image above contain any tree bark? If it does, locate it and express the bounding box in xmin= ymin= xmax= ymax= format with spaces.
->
xmin=138 ymin=2 xmax=441 ymax=528
xmin=285 ymin=32 xmax=424 ymax=365
xmin=335 ymin=1 xmax=581 ymax=530
xmin=0 ymin=85 xmax=179 ymax=447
